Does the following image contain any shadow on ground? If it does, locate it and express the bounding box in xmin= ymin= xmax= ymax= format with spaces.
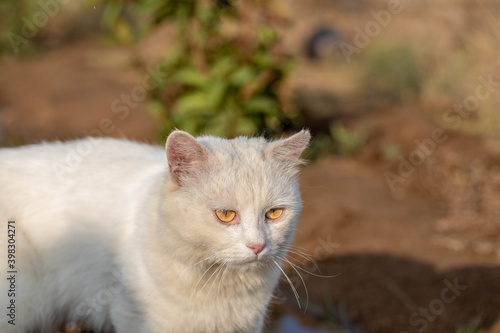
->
xmin=275 ymin=253 xmax=500 ymax=333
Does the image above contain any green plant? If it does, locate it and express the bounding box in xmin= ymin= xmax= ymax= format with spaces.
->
xmin=0 ymin=1 xmax=38 ymax=54
xmin=381 ymin=144 xmax=403 ymax=160
xmin=455 ymin=316 xmax=485 ymax=333
xmin=133 ymin=0 xmax=297 ymax=139
xmin=305 ymin=123 xmax=367 ymax=160
xmin=93 ymin=0 xmax=151 ymax=44
xmin=362 ymin=43 xmax=422 ymax=104
xmin=330 ymin=123 xmax=366 ymax=156
xmin=86 ymin=0 xmax=295 ymax=138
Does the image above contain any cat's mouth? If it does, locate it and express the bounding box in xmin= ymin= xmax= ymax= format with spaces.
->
xmin=228 ymin=260 xmax=265 ymax=272
xmin=231 ymin=254 xmax=273 ymax=267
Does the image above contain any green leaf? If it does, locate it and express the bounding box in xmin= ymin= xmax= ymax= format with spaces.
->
xmin=207 ymin=113 xmax=232 ymax=137
xmin=206 ymin=81 xmax=227 ymax=108
xmin=236 ymin=118 xmax=258 ymax=136
xmin=196 ymin=7 xmax=216 ymax=25
xmin=114 ymin=19 xmax=133 ymax=43
xmin=147 ymin=101 xmax=166 ymax=117
xmin=329 ymin=123 xmax=366 ymax=156
xmin=135 ymin=0 xmax=165 ymax=14
xmin=252 ymin=52 xmax=273 ymax=67
xmin=210 ymin=56 xmax=236 ymax=78
xmin=257 ymin=26 xmax=277 ymax=46
xmin=101 ymin=2 xmax=123 ymax=30
xmin=381 ymin=144 xmax=403 ymax=160
xmin=230 ymin=66 xmax=256 ymax=86
xmin=174 ymin=91 xmax=211 ymax=114
xmin=244 ymin=96 xmax=276 ymax=114
xmin=174 ymin=69 xmax=209 ymax=87
xmin=265 ymin=114 xmax=282 ymax=131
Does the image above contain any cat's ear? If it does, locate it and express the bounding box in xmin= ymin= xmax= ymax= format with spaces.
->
xmin=166 ymin=130 xmax=209 ymax=186
xmin=268 ymin=130 xmax=311 ymax=163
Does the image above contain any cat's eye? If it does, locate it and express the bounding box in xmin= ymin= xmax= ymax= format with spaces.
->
xmin=265 ymin=208 xmax=284 ymax=220
xmin=215 ymin=209 xmax=236 ymax=223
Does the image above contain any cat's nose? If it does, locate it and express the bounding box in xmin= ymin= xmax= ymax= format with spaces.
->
xmin=247 ymin=243 xmax=266 ymax=255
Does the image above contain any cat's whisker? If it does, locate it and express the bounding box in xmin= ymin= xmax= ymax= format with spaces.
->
xmin=279 ymin=245 xmax=322 ymax=271
xmin=204 ymin=263 xmax=226 ymax=307
xmin=191 ymin=261 xmax=218 ymax=301
xmin=186 ymin=254 xmax=217 ymax=270
xmin=287 ymin=244 xmax=316 ymax=253
xmin=202 ymin=270 xmax=220 ymax=306
xmin=281 ymin=249 xmax=321 ymax=273
xmin=287 ymin=244 xmax=314 ymax=253
xmin=278 ymin=249 xmax=313 ymax=265
xmin=283 ymin=248 xmax=318 ymax=265
xmin=197 ymin=262 xmax=224 ymax=301
xmin=272 ymin=259 xmax=301 ymax=309
xmin=277 ymin=256 xmax=309 ymax=313
xmin=276 ymin=255 xmax=309 ymax=313
xmin=281 ymin=258 xmax=340 ymax=279
xmin=217 ymin=262 xmax=229 ymax=296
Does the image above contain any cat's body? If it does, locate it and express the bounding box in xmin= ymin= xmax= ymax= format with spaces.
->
xmin=0 ymin=130 xmax=310 ymax=333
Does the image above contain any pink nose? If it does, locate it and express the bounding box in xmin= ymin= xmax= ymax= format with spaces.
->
xmin=247 ymin=243 xmax=266 ymax=255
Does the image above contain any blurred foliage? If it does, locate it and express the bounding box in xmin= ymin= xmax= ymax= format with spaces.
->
xmin=330 ymin=123 xmax=367 ymax=156
xmin=146 ymin=0 xmax=296 ymax=139
xmin=362 ymin=44 xmax=422 ymax=104
xmin=0 ymin=0 xmax=298 ymax=145
xmin=1 ymin=0 xmax=442 ymax=161
xmin=92 ymin=0 xmax=149 ymax=44
xmin=306 ymin=122 xmax=367 ymax=160
xmin=455 ymin=316 xmax=485 ymax=333
xmin=98 ymin=0 xmax=297 ymax=139
xmin=0 ymin=0 xmax=37 ymax=54
xmin=380 ymin=144 xmax=403 ymax=161
xmin=1 ymin=0 xmax=295 ymax=141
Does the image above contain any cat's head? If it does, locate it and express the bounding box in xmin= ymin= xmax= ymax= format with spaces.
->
xmin=161 ymin=130 xmax=310 ymax=268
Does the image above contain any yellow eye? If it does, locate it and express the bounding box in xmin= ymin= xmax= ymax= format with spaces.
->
xmin=215 ymin=210 xmax=236 ymax=223
xmin=265 ymin=208 xmax=283 ymax=220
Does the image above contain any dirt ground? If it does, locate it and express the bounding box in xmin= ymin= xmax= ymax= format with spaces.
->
xmin=2 ymin=40 xmax=500 ymax=333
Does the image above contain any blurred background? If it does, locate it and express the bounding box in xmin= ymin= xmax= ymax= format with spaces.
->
xmin=1 ymin=0 xmax=500 ymax=332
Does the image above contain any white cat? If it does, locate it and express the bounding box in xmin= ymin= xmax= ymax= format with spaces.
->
xmin=0 ymin=129 xmax=310 ymax=333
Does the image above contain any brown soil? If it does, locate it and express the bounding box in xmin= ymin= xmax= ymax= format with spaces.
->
xmin=0 ymin=41 xmax=157 ymax=145
xmin=278 ymin=139 xmax=500 ymax=332
xmin=2 ymin=40 xmax=500 ymax=333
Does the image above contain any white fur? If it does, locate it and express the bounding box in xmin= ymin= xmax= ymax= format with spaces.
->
xmin=0 ymin=130 xmax=310 ymax=333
